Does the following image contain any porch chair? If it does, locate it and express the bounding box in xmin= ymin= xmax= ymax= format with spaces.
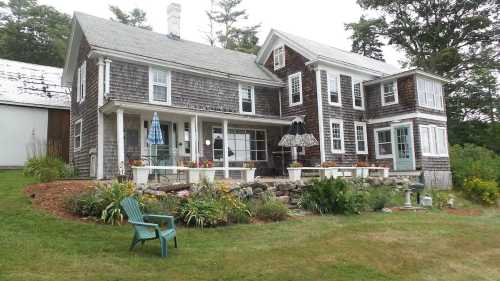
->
xmin=120 ymin=197 xmax=177 ymax=257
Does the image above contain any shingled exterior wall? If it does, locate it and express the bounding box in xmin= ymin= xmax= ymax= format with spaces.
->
xmin=69 ymin=37 xmax=98 ymax=177
xmin=264 ymin=46 xmax=320 ymax=165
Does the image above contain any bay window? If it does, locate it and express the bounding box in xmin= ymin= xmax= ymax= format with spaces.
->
xmin=375 ymin=128 xmax=392 ymax=159
xmin=420 ymin=125 xmax=448 ymax=157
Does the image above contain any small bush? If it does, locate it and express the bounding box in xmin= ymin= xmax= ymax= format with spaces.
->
xmin=64 ymin=190 xmax=102 ymax=217
xmin=143 ymin=195 xmax=180 ymax=217
xmin=366 ymin=187 xmax=393 ymax=211
xmin=252 ymin=193 xmax=288 ymax=222
xmin=298 ymin=178 xmax=366 ymax=215
xmin=463 ymin=178 xmax=499 ymax=206
xmin=450 ymin=144 xmax=500 ymax=188
xmin=24 ymin=156 xmax=68 ymax=182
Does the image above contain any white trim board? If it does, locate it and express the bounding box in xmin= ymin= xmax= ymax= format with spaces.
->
xmin=315 ymin=68 xmax=325 ymax=163
xmin=367 ymin=112 xmax=447 ymax=124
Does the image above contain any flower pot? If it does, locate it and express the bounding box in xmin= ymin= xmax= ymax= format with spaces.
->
xmin=200 ymin=169 xmax=216 ymax=183
xmin=187 ymin=169 xmax=200 ymax=184
xmin=132 ymin=167 xmax=149 ymax=186
xmin=287 ymin=168 xmax=302 ymax=181
xmin=320 ymin=168 xmax=338 ymax=179
xmin=356 ymin=167 xmax=369 ymax=178
xmin=243 ymin=168 xmax=256 ymax=183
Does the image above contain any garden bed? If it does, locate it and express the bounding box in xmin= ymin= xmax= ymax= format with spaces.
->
xmin=24 ymin=180 xmax=95 ymax=221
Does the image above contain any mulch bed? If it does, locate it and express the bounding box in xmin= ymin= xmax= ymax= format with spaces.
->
xmin=445 ymin=208 xmax=482 ymax=216
xmin=24 ymin=180 xmax=96 ymax=221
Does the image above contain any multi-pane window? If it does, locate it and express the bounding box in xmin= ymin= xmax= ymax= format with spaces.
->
xmin=354 ymin=122 xmax=367 ymax=154
xmin=420 ymin=125 xmax=448 ymax=157
xmin=417 ymin=77 xmax=444 ymax=110
xmin=150 ymin=68 xmax=170 ymax=104
xmin=239 ymin=84 xmax=255 ymax=114
xmin=76 ymin=61 xmax=86 ymax=103
xmin=74 ymin=119 xmax=82 ymax=151
xmin=328 ymin=73 xmax=341 ymax=106
xmin=213 ymin=128 xmax=267 ymax=161
xmin=375 ymin=128 xmax=392 ymax=158
xmin=330 ymin=119 xmax=344 ymax=153
xmin=353 ymin=81 xmax=364 ymax=109
xmin=183 ymin=122 xmax=190 ymax=154
xmin=273 ymin=45 xmax=285 ymax=70
xmin=381 ymin=81 xmax=398 ymax=105
xmin=288 ymin=72 xmax=302 ymax=106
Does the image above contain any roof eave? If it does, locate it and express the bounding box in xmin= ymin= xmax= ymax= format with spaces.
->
xmin=363 ymin=69 xmax=450 ymax=85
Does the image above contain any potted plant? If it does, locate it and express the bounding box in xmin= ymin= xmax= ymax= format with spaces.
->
xmin=186 ymin=161 xmax=200 ymax=184
xmin=355 ymin=160 xmax=369 ymax=178
xmin=199 ymin=160 xmax=215 ymax=183
xmin=242 ymin=161 xmax=256 ymax=183
xmin=320 ymin=161 xmax=338 ymax=179
xmin=130 ymin=159 xmax=149 ymax=186
xmin=287 ymin=161 xmax=303 ymax=181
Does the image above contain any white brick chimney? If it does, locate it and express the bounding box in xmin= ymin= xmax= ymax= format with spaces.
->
xmin=167 ymin=3 xmax=181 ymax=39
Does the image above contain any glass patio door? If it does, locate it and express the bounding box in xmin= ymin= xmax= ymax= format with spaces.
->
xmin=392 ymin=125 xmax=414 ymax=171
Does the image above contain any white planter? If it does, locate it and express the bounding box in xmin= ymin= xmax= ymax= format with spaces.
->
xmin=132 ymin=167 xmax=149 ymax=186
xmin=200 ymin=170 xmax=216 ymax=184
xmin=187 ymin=169 xmax=200 ymax=184
xmin=356 ymin=167 xmax=369 ymax=178
xmin=288 ymin=168 xmax=302 ymax=181
xmin=320 ymin=168 xmax=338 ymax=179
xmin=243 ymin=168 xmax=256 ymax=183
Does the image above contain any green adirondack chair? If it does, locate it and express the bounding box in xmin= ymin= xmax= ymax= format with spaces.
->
xmin=120 ymin=197 xmax=177 ymax=257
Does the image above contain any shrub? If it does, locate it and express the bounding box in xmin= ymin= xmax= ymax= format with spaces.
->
xmin=463 ymin=178 xmax=499 ymax=206
xmin=179 ymin=197 xmax=226 ymax=228
xmin=298 ymin=178 xmax=366 ymax=215
xmin=64 ymin=190 xmax=102 ymax=217
xmin=366 ymin=187 xmax=393 ymax=211
xmin=252 ymin=192 xmax=288 ymax=222
xmin=450 ymin=144 xmax=500 ymax=188
xmin=24 ymin=156 xmax=68 ymax=182
xmin=143 ymin=195 xmax=180 ymax=217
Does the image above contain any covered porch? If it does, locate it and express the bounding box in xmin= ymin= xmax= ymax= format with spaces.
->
xmin=100 ymin=101 xmax=295 ymax=181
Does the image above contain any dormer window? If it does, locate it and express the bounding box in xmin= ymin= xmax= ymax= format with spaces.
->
xmin=381 ymin=80 xmax=398 ymax=106
xmin=239 ymin=84 xmax=255 ymax=114
xmin=273 ymin=45 xmax=285 ymax=70
xmin=149 ymin=67 xmax=171 ymax=105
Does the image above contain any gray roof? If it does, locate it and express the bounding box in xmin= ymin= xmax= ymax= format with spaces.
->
xmin=273 ymin=29 xmax=401 ymax=75
xmin=0 ymin=58 xmax=70 ymax=109
xmin=74 ymin=12 xmax=280 ymax=83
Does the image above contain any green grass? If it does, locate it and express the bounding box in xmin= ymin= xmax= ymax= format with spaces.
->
xmin=1 ymin=170 xmax=500 ymax=281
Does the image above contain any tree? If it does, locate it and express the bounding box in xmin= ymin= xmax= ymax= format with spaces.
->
xmin=0 ymin=0 xmax=71 ymax=67
xmin=345 ymin=16 xmax=387 ymax=61
xmin=205 ymin=0 xmax=261 ymax=54
xmin=349 ymin=0 xmax=500 ymax=147
xmin=204 ymin=0 xmax=217 ymax=46
xmin=109 ymin=6 xmax=152 ymax=30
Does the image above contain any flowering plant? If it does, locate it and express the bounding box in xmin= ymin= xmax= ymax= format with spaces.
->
xmin=289 ymin=161 xmax=303 ymax=168
xmin=186 ymin=161 xmax=198 ymax=168
xmin=128 ymin=159 xmax=144 ymax=167
xmin=320 ymin=161 xmax=336 ymax=168
xmin=201 ymin=160 xmax=213 ymax=168
xmin=355 ymin=161 xmax=369 ymax=167
xmin=243 ymin=161 xmax=256 ymax=168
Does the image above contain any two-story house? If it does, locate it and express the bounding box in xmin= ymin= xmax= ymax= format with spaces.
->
xmin=62 ymin=4 xmax=451 ymax=188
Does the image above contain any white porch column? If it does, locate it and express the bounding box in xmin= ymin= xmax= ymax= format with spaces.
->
xmin=116 ymin=109 xmax=125 ymax=175
xmin=190 ymin=116 xmax=197 ymax=162
xmin=223 ymin=119 xmax=229 ymax=178
xmin=139 ymin=115 xmax=145 ymax=156
xmin=96 ymin=57 xmax=105 ymax=179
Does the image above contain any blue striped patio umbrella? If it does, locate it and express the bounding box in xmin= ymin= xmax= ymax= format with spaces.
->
xmin=148 ymin=112 xmax=164 ymax=145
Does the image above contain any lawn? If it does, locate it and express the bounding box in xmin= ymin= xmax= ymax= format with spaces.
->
xmin=1 ymin=170 xmax=500 ymax=281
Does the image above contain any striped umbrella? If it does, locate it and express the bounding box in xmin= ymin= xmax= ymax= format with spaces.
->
xmin=147 ymin=112 xmax=164 ymax=145
xmin=278 ymin=117 xmax=319 ymax=147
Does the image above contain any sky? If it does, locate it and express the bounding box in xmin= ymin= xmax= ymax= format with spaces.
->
xmin=39 ymin=0 xmax=404 ymax=66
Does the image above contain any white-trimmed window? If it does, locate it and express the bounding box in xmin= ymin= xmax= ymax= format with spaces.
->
xmin=419 ymin=125 xmax=448 ymax=157
xmin=330 ymin=119 xmax=344 ymax=153
xmin=288 ymin=72 xmax=302 ymax=106
xmin=183 ymin=122 xmax=191 ymax=155
xmin=212 ymin=128 xmax=267 ymax=161
xmin=381 ymin=80 xmax=398 ymax=106
xmin=149 ymin=67 xmax=171 ymax=105
xmin=327 ymin=73 xmax=341 ymax=106
xmin=354 ymin=122 xmax=368 ymax=154
xmin=239 ymin=84 xmax=255 ymax=114
xmin=273 ymin=45 xmax=285 ymax=70
xmin=417 ymin=77 xmax=444 ymax=110
xmin=76 ymin=61 xmax=86 ymax=103
xmin=352 ymin=80 xmax=364 ymax=110
xmin=375 ymin=127 xmax=392 ymax=159
xmin=74 ymin=119 xmax=83 ymax=151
